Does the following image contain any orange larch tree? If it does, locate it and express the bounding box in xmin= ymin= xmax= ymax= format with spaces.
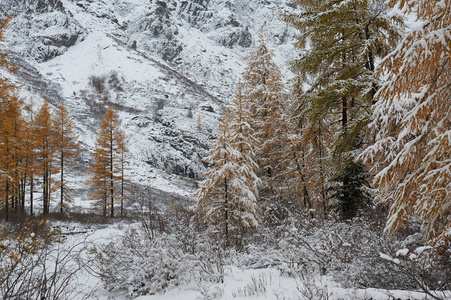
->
xmin=20 ymin=112 xmax=38 ymax=216
xmin=34 ymin=99 xmax=57 ymax=215
xmin=53 ymin=104 xmax=80 ymax=213
xmin=90 ymin=107 xmax=125 ymax=218
xmin=195 ymin=86 xmax=260 ymax=247
xmin=0 ymin=17 xmax=24 ymax=221
xmin=361 ymin=0 xmax=451 ymax=243
xmin=0 ymin=95 xmax=25 ymax=221
xmin=241 ymin=33 xmax=290 ymax=210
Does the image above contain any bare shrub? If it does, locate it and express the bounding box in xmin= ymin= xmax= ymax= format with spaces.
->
xmin=90 ymin=201 xmax=226 ymax=297
xmin=232 ymin=273 xmax=269 ymax=297
xmin=88 ymin=75 xmax=106 ymax=94
xmin=0 ymin=220 xmax=94 ymax=300
xmin=380 ymin=244 xmax=451 ymax=300
xmin=108 ymin=70 xmax=123 ymax=91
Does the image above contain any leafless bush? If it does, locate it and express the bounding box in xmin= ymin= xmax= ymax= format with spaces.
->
xmin=293 ymin=267 xmax=330 ymax=300
xmin=88 ymin=75 xmax=106 ymax=94
xmin=380 ymin=244 xmax=451 ymax=300
xmin=130 ymin=186 xmax=165 ymax=240
xmin=232 ymin=273 xmax=270 ymax=298
xmin=0 ymin=220 xmax=94 ymax=300
xmin=108 ymin=70 xmax=123 ymax=91
xmin=90 ymin=201 xmax=226 ymax=297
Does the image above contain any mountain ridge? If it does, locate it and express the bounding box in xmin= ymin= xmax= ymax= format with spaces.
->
xmin=0 ymin=0 xmax=297 ymax=205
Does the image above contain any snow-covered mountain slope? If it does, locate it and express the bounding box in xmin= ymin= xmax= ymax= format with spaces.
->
xmin=0 ymin=0 xmax=297 ymax=201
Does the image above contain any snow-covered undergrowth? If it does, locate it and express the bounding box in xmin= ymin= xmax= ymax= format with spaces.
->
xmin=80 ymin=209 xmax=451 ymax=300
xmin=3 ymin=210 xmax=449 ymax=300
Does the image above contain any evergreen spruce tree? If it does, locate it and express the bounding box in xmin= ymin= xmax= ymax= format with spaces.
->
xmin=361 ymin=0 xmax=451 ymax=243
xmin=284 ymin=0 xmax=403 ymax=218
xmin=328 ymin=137 xmax=372 ymax=219
xmin=195 ymin=87 xmax=260 ymax=248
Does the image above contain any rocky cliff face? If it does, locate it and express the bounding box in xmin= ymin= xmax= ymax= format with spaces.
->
xmin=0 ymin=0 xmax=297 ymax=197
xmin=0 ymin=0 xmax=86 ymax=62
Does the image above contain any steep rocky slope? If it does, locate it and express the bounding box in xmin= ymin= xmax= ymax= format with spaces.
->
xmin=0 ymin=0 xmax=297 ymax=201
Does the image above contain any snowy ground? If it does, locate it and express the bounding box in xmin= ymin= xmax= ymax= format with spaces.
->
xmin=54 ymin=222 xmax=448 ymax=300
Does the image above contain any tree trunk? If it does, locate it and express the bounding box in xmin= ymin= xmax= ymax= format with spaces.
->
xmin=30 ymin=176 xmax=34 ymax=215
xmin=293 ymin=152 xmax=312 ymax=216
xmin=5 ymin=181 xmax=9 ymax=222
xmin=224 ymin=177 xmax=229 ymax=248
xmin=60 ymin=150 xmax=64 ymax=214
xmin=103 ymin=195 xmax=107 ymax=218
xmin=110 ymin=150 xmax=114 ymax=218
xmin=121 ymin=150 xmax=124 ymax=218
xmin=20 ymin=178 xmax=26 ymax=213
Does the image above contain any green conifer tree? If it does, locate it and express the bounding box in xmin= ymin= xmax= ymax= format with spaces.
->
xmin=284 ymin=0 xmax=404 ymax=218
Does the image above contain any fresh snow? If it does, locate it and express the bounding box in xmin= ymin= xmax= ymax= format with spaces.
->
xmin=57 ymin=224 xmax=447 ymax=300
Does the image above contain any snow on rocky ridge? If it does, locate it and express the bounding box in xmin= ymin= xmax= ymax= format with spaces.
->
xmin=0 ymin=0 xmax=297 ymax=203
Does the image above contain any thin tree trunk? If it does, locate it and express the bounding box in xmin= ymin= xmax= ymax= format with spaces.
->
xmin=13 ymin=191 xmax=17 ymax=213
xmin=20 ymin=177 xmax=26 ymax=213
xmin=103 ymin=194 xmax=107 ymax=218
xmin=224 ymin=177 xmax=229 ymax=248
xmin=110 ymin=144 xmax=114 ymax=218
xmin=121 ymin=151 xmax=124 ymax=218
xmin=293 ymin=152 xmax=313 ymax=216
xmin=5 ymin=181 xmax=9 ymax=222
xmin=342 ymin=97 xmax=348 ymax=128
xmin=44 ymin=166 xmax=48 ymax=214
xmin=30 ymin=176 xmax=34 ymax=215
xmin=60 ymin=150 xmax=64 ymax=214
xmin=317 ymin=122 xmax=327 ymax=217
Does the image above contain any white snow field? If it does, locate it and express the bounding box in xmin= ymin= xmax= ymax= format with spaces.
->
xmin=54 ymin=222 xmax=448 ymax=300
